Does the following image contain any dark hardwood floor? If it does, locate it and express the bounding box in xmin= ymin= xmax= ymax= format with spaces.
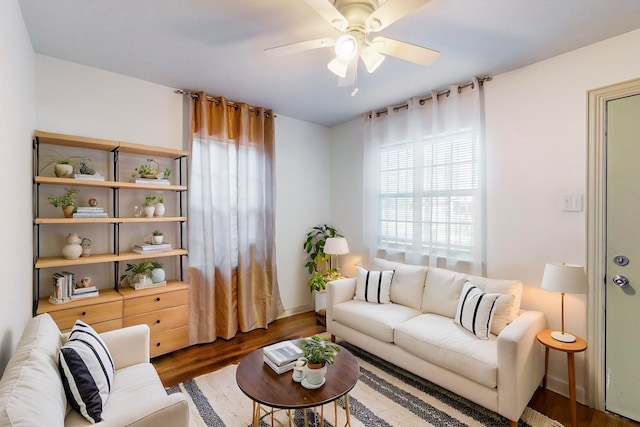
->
xmin=152 ymin=312 xmax=638 ymax=427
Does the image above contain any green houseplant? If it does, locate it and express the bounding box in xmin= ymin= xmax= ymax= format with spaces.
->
xmin=152 ymin=229 xmax=164 ymax=244
xmin=300 ymin=334 xmax=341 ymax=386
xmin=303 ymin=224 xmax=342 ymax=292
xmin=39 ymin=149 xmax=89 ymax=178
xmin=143 ymin=195 xmax=156 ymax=217
xmin=150 ymin=260 xmax=166 ymax=283
xmin=120 ymin=261 xmax=153 ymax=287
xmin=131 ymin=159 xmax=160 ymax=179
xmin=48 ymin=187 xmax=79 ymax=218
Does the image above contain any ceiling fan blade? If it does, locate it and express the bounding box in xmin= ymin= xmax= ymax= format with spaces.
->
xmin=304 ymin=0 xmax=348 ymax=31
xmin=371 ymin=36 xmax=439 ymax=66
xmin=365 ymin=0 xmax=431 ymax=32
xmin=337 ymin=62 xmax=356 ymax=87
xmin=264 ymin=37 xmax=335 ymax=56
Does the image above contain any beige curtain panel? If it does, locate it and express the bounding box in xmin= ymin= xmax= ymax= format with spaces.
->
xmin=188 ymin=92 xmax=283 ymax=344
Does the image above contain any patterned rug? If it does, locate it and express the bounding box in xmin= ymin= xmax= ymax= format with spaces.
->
xmin=167 ymin=343 xmax=562 ymax=427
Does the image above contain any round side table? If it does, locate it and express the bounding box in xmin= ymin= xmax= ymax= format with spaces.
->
xmin=536 ymin=329 xmax=587 ymax=427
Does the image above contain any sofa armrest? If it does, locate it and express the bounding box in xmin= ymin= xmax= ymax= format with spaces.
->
xmin=95 ymin=392 xmax=189 ymax=427
xmin=100 ymin=324 xmax=151 ymax=370
xmin=326 ymin=278 xmax=356 ymax=334
xmin=496 ymin=310 xmax=546 ymax=422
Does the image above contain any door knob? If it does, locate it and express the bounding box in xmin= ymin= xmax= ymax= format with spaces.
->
xmin=612 ymin=275 xmax=630 ymax=288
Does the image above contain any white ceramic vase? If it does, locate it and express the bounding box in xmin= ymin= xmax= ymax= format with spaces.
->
xmin=305 ymin=364 xmax=327 ymax=386
xmin=154 ymin=203 xmax=165 ymax=217
xmin=62 ymin=233 xmax=83 ymax=259
xmin=152 ymin=234 xmax=163 ymax=244
xmin=151 ymin=268 xmax=165 ymax=283
xmin=143 ymin=205 xmax=155 ymax=217
xmin=54 ymin=163 xmax=73 ymax=178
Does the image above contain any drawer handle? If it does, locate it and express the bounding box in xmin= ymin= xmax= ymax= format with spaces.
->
xmin=156 ymin=320 xmax=161 ymax=324
xmin=156 ymin=297 xmax=161 ymax=302
xmin=81 ymin=311 xmax=86 ymax=316
xmin=156 ymin=342 xmax=161 ymax=347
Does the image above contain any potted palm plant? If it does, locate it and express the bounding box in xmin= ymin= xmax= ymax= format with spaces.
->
xmin=300 ymin=335 xmax=341 ymax=387
xmin=39 ymin=149 xmax=89 ymax=178
xmin=119 ymin=261 xmax=153 ymax=288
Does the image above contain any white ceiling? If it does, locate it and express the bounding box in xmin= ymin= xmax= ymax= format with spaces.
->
xmin=18 ymin=0 xmax=640 ymax=127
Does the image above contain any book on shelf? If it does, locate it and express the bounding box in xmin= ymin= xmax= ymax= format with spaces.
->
xmin=134 ymin=243 xmax=172 ymax=251
xmin=132 ymin=247 xmax=173 ymax=254
xmin=133 ymin=280 xmax=167 ymax=290
xmin=74 ymin=173 xmax=105 ymax=181
xmin=263 ymin=340 xmax=303 ymax=367
xmin=70 ymin=291 xmax=99 ymax=300
xmin=73 ymin=212 xmax=109 ymax=218
xmin=76 ymin=207 xmax=105 ymax=213
xmin=129 ymin=178 xmax=171 ymax=185
xmin=73 ymin=286 xmax=98 ymax=294
xmin=263 ymin=354 xmax=298 ymax=374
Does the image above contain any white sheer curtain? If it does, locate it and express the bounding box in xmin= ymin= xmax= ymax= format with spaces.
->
xmin=363 ymin=79 xmax=485 ymax=275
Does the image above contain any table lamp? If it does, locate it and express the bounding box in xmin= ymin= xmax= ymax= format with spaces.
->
xmin=324 ymin=237 xmax=349 ymax=272
xmin=540 ymin=262 xmax=588 ymax=343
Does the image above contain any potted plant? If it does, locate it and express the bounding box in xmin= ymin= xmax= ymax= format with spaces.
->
xmin=162 ymin=167 xmax=172 ymax=180
xmin=303 ymin=224 xmax=342 ymax=292
xmin=48 ymin=187 xmax=79 ymax=217
xmin=143 ymin=195 xmax=156 ymax=217
xmin=131 ymin=159 xmax=160 ymax=179
xmin=152 ymin=229 xmax=164 ymax=244
xmin=80 ymin=237 xmax=92 ymax=257
xmin=150 ymin=260 xmax=165 ymax=283
xmin=154 ymin=196 xmax=165 ymax=217
xmin=300 ymin=335 xmax=341 ymax=386
xmin=39 ymin=149 xmax=88 ymax=178
xmin=120 ymin=261 xmax=153 ymax=288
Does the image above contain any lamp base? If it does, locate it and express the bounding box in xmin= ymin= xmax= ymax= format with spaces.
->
xmin=551 ymin=330 xmax=577 ymax=343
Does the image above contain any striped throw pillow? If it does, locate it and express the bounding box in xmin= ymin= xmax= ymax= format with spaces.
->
xmin=454 ymin=280 xmax=500 ymax=339
xmin=354 ymin=266 xmax=394 ymax=304
xmin=59 ymin=320 xmax=115 ymax=423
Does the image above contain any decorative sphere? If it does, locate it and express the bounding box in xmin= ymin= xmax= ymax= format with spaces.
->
xmin=88 ymin=198 xmax=99 ymax=207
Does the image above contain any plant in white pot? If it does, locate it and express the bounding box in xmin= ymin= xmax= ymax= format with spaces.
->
xmin=80 ymin=237 xmax=92 ymax=257
xmin=152 ymin=229 xmax=164 ymax=244
xmin=119 ymin=261 xmax=153 ymax=288
xmin=299 ymin=335 xmax=340 ymax=387
xmin=150 ymin=260 xmax=166 ymax=284
xmin=39 ymin=149 xmax=88 ymax=178
xmin=143 ymin=195 xmax=156 ymax=217
xmin=154 ymin=196 xmax=165 ymax=217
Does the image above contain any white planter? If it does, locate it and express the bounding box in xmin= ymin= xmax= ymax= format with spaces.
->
xmin=154 ymin=203 xmax=165 ymax=217
xmin=143 ymin=205 xmax=155 ymax=217
xmin=314 ymin=290 xmax=327 ymax=312
xmin=54 ymin=163 xmax=73 ymax=178
xmin=152 ymin=234 xmax=163 ymax=244
xmin=151 ymin=268 xmax=165 ymax=283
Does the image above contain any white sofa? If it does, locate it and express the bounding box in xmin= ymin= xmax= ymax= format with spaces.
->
xmin=326 ymin=258 xmax=545 ymax=426
xmin=0 ymin=313 xmax=189 ymax=427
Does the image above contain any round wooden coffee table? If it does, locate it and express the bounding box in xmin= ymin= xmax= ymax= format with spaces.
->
xmin=236 ymin=343 xmax=359 ymax=427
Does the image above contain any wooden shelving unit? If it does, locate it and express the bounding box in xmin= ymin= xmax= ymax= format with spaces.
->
xmin=33 ymin=130 xmax=189 ymax=340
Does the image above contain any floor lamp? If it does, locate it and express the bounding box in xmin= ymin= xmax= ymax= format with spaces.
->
xmin=540 ymin=262 xmax=588 ymax=343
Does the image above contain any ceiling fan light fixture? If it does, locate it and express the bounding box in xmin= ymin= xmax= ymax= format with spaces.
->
xmin=360 ymin=46 xmax=385 ymax=73
xmin=327 ymin=57 xmax=350 ymax=78
xmin=334 ymin=34 xmax=359 ymax=61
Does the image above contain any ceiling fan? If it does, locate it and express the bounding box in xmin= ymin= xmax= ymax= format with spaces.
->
xmin=265 ymin=0 xmax=439 ymax=81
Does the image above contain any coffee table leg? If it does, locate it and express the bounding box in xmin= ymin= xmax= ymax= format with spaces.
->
xmin=345 ymin=395 xmax=352 ymax=426
xmin=303 ymin=408 xmax=308 ymax=427
xmin=252 ymin=401 xmax=259 ymax=427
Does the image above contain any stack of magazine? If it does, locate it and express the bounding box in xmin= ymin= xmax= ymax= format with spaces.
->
xmin=132 ymin=242 xmax=172 ymax=254
xmin=263 ymin=340 xmax=303 ymax=374
xmin=73 ymin=206 xmax=108 ymax=218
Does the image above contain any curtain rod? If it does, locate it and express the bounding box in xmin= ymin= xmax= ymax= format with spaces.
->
xmin=368 ymin=76 xmax=493 ymax=118
xmin=174 ymin=89 xmax=273 ymax=118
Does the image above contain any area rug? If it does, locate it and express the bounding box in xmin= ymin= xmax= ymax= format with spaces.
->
xmin=167 ymin=343 xmax=562 ymax=427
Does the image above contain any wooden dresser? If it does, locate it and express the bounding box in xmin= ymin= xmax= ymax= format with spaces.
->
xmin=36 ymin=288 xmax=123 ymax=333
xmin=119 ymin=281 xmax=190 ymax=357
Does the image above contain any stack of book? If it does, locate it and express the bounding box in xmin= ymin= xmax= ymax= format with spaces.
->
xmin=129 ymin=177 xmax=171 ymax=185
xmin=263 ymin=340 xmax=303 ymax=374
xmin=132 ymin=242 xmax=173 ymax=254
xmin=74 ymin=173 xmax=105 ymax=181
xmin=73 ymin=206 xmax=108 ymax=218
xmin=50 ymin=272 xmax=99 ymax=304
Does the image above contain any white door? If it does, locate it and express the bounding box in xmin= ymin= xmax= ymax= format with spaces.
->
xmin=605 ymin=93 xmax=640 ymax=422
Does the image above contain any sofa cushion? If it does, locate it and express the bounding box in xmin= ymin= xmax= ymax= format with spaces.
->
xmin=354 ymin=266 xmax=394 ymax=304
xmin=465 ymin=274 xmax=522 ymax=335
xmin=372 ymin=258 xmax=427 ymax=310
xmin=454 ymin=281 xmax=500 ymax=339
xmin=394 ymin=313 xmax=498 ymax=388
xmin=0 ymin=313 xmax=66 ymax=427
xmin=333 ymin=300 xmax=421 ymax=343
xmin=59 ymin=320 xmax=115 ymax=423
xmin=420 ymin=267 xmax=467 ymax=317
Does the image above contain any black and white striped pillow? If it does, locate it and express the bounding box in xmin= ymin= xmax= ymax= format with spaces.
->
xmin=354 ymin=266 xmax=395 ymax=304
xmin=59 ymin=320 xmax=115 ymax=423
xmin=454 ymin=280 xmax=500 ymax=339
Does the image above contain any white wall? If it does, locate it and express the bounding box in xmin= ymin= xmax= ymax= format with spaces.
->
xmin=274 ymin=116 xmax=331 ymax=313
xmin=330 ymin=29 xmax=640 ymax=405
xmin=0 ymin=0 xmax=35 ymax=374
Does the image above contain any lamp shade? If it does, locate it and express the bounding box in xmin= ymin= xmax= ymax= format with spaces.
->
xmin=540 ymin=263 xmax=588 ymax=294
xmin=327 ymin=57 xmax=349 ymax=78
xmin=324 ymin=237 xmax=349 ymax=255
